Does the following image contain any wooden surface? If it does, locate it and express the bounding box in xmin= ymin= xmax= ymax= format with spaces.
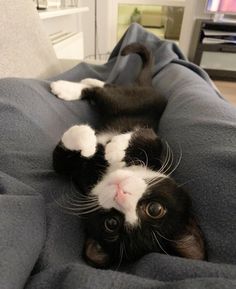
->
xmin=214 ymin=81 xmax=236 ymax=105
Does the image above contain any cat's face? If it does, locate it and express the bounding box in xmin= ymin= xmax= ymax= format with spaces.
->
xmin=83 ymin=167 xmax=205 ymax=268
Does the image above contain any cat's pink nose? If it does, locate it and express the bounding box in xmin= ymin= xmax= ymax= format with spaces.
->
xmin=114 ymin=184 xmax=127 ymax=205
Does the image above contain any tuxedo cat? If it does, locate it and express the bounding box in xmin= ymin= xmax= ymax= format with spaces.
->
xmin=51 ymin=43 xmax=205 ymax=268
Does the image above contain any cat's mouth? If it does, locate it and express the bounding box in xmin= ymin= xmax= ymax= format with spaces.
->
xmin=113 ymin=183 xmax=132 ymax=207
xmin=108 ymin=181 xmax=137 ymax=221
xmin=92 ymin=169 xmax=147 ymax=224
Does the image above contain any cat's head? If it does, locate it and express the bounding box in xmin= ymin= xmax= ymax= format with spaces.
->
xmin=82 ymin=167 xmax=206 ymax=268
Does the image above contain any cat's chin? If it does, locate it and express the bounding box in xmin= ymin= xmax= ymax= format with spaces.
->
xmin=91 ymin=168 xmax=147 ymax=225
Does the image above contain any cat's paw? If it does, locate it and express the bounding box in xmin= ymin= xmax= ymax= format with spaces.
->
xmin=105 ymin=133 xmax=132 ymax=164
xmin=61 ymin=125 xmax=97 ymax=157
xmin=80 ymin=78 xmax=105 ymax=88
xmin=51 ymin=80 xmax=86 ymax=101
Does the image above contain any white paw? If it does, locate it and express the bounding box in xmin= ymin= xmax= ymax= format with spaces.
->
xmin=81 ymin=78 xmax=105 ymax=88
xmin=62 ymin=125 xmax=97 ymax=157
xmin=51 ymin=80 xmax=87 ymax=101
xmin=105 ymin=133 xmax=132 ymax=164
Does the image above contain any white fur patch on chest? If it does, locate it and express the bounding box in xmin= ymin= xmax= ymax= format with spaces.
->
xmin=105 ymin=132 xmax=133 ymax=165
xmin=97 ymin=132 xmax=115 ymax=146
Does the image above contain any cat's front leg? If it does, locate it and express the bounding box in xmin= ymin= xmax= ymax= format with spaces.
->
xmin=53 ymin=124 xmax=107 ymax=189
xmin=62 ymin=125 xmax=97 ymax=157
xmin=50 ymin=78 xmax=105 ymax=101
xmin=51 ymin=81 xmax=88 ymax=101
xmin=105 ymin=132 xmax=133 ymax=166
xmin=104 ymin=129 xmax=163 ymax=171
xmin=53 ymin=124 xmax=97 ymax=175
xmin=124 ymin=128 xmax=164 ymax=171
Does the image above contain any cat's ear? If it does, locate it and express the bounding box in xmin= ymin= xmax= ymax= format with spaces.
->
xmin=84 ymin=238 xmax=110 ymax=268
xmin=172 ymin=218 xmax=206 ymax=260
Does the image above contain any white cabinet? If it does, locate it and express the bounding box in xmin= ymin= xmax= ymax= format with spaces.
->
xmin=39 ymin=7 xmax=89 ymax=19
xmin=39 ymin=6 xmax=89 ymax=60
xmin=53 ymin=32 xmax=84 ymax=59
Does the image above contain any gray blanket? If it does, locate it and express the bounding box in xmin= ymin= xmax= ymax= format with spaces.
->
xmin=0 ymin=24 xmax=236 ymax=289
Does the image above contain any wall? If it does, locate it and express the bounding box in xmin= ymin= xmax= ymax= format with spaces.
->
xmin=80 ymin=0 xmax=110 ymax=60
xmin=179 ymin=0 xmax=211 ymax=59
xmin=80 ymin=0 xmax=95 ymax=59
xmin=97 ymin=0 xmax=111 ymax=58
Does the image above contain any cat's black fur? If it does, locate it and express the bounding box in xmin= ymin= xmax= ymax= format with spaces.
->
xmin=52 ymin=43 xmax=206 ymax=268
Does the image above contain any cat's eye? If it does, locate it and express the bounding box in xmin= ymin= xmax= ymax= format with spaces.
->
xmin=104 ymin=217 xmax=120 ymax=232
xmin=145 ymin=202 xmax=166 ymax=219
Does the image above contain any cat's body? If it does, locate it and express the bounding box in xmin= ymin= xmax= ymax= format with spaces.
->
xmin=51 ymin=43 xmax=205 ymax=268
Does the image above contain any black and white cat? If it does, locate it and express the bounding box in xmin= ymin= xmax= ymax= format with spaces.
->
xmin=51 ymin=43 xmax=205 ymax=268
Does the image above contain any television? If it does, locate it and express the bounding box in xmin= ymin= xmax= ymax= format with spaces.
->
xmin=205 ymin=0 xmax=236 ymax=22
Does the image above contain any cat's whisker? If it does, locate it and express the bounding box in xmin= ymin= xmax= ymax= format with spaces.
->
xmin=160 ymin=141 xmax=174 ymax=175
xmin=63 ymin=201 xmax=100 ymax=209
xmin=158 ymin=141 xmax=171 ymax=174
xmin=51 ymin=179 xmax=74 ymax=203
xmin=64 ymin=190 xmax=100 ymax=210
xmin=63 ymin=194 xmax=100 ymax=208
xmin=177 ymin=178 xmax=194 ymax=188
xmin=136 ymin=158 xmax=147 ymax=168
xmin=157 ymin=140 xmax=171 ymax=174
xmin=52 ymin=192 xmax=102 ymax=216
xmin=137 ymin=218 xmax=142 ymax=230
xmin=69 ymin=206 xmax=102 ymax=215
xmin=128 ymin=158 xmax=146 ymax=168
xmin=153 ymin=229 xmax=180 ymax=244
xmin=70 ymin=193 xmax=98 ymax=202
xmin=57 ymin=208 xmax=101 ymax=217
xmin=69 ymin=180 xmax=97 ymax=201
xmin=139 ymin=148 xmax=149 ymax=168
xmin=67 ymin=191 xmax=92 ymax=202
xmin=147 ymin=179 xmax=162 ymax=187
xmin=151 ymin=230 xmax=170 ymax=256
xmin=64 ymin=194 xmax=99 ymax=205
xmin=122 ymin=240 xmax=128 ymax=259
xmin=147 ymin=176 xmax=166 ymax=187
xmin=115 ymin=242 xmax=124 ymax=271
xmin=156 ymin=141 xmax=182 ymax=177
xmin=68 ymin=200 xmax=99 ymax=206
xmin=166 ymin=144 xmax=183 ymax=176
xmin=61 ymin=188 xmax=99 ymax=207
xmin=55 ymin=200 xmax=100 ymax=212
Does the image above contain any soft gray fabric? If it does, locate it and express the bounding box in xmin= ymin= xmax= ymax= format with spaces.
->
xmin=0 ymin=24 xmax=235 ymax=289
